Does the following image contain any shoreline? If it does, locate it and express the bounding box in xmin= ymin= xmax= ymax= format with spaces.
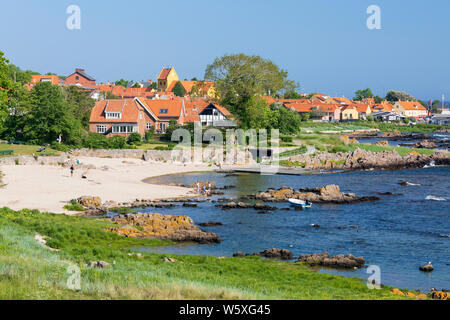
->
xmin=0 ymin=157 xmax=215 ymax=214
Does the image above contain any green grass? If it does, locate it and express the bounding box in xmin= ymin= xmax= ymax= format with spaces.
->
xmin=63 ymin=200 xmax=86 ymax=212
xmin=298 ymin=121 xmax=448 ymax=133
xmin=108 ymin=207 xmax=137 ymax=214
xmin=0 ymin=144 xmax=60 ymax=157
xmin=0 ymin=207 xmax=413 ymax=300
xmin=279 ymin=146 xmax=308 ymax=158
xmin=327 ymin=143 xmax=437 ymax=157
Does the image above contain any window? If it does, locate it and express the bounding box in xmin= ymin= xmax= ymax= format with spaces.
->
xmin=97 ymin=125 xmax=107 ymax=134
xmin=160 ymin=123 xmax=167 ymax=133
xmin=112 ymin=125 xmax=136 ymax=133
xmin=146 ymin=123 xmax=152 ymax=130
xmin=160 ymin=109 xmax=168 ymax=114
xmin=75 ymin=75 xmax=79 ymax=81
xmin=106 ymin=112 xmax=121 ymax=119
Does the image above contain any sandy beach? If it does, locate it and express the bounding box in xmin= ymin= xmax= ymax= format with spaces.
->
xmin=0 ymin=157 xmax=213 ymax=214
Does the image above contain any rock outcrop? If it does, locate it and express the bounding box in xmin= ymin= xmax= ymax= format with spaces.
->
xmin=288 ymin=148 xmax=449 ymax=171
xmin=248 ymin=185 xmax=379 ymax=204
xmin=233 ymin=248 xmax=294 ymax=260
xmin=77 ymin=196 xmax=102 ymax=209
xmin=257 ymin=248 xmax=294 ymax=260
xmin=297 ymin=252 xmax=365 ymax=269
xmin=106 ymin=213 xmax=220 ymax=244
xmin=413 ymin=140 xmax=437 ymax=149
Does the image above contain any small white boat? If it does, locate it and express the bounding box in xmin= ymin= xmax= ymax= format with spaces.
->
xmin=289 ymin=198 xmax=312 ymax=208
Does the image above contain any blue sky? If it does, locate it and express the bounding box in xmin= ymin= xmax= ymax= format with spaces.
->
xmin=1 ymin=0 xmax=449 ymax=100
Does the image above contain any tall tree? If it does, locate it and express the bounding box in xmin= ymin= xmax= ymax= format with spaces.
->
xmin=385 ymin=90 xmax=416 ymax=102
xmin=22 ymin=82 xmax=83 ymax=145
xmin=0 ymin=51 xmax=13 ymax=125
xmin=354 ymin=88 xmax=374 ymax=101
xmin=63 ymin=86 xmax=95 ymax=127
xmin=172 ymin=81 xmax=185 ymax=97
xmin=204 ymin=53 xmax=297 ymax=122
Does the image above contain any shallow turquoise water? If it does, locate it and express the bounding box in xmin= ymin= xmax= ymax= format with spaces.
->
xmin=136 ymin=167 xmax=450 ymax=292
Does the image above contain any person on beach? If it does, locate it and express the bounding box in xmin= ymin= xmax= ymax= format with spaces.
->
xmin=70 ymin=165 xmax=74 ymax=177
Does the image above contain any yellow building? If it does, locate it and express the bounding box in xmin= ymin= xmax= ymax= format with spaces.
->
xmin=340 ymin=105 xmax=359 ymax=120
xmin=157 ymin=67 xmax=179 ymax=92
xmin=393 ymin=101 xmax=428 ymax=119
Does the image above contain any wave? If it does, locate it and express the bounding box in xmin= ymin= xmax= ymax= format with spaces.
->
xmin=426 ymin=195 xmax=447 ymax=201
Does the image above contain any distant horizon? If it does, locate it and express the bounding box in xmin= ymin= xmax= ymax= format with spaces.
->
xmin=1 ymin=0 xmax=449 ymax=101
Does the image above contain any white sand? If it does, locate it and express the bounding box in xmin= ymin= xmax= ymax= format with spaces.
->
xmin=0 ymin=157 xmax=213 ymax=214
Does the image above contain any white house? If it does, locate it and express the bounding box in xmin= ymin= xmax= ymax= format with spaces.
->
xmin=199 ymin=103 xmax=233 ymax=127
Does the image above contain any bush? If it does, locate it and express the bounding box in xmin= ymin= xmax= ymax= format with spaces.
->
xmin=127 ymin=133 xmax=142 ymax=145
xmin=145 ymin=130 xmax=153 ymax=142
xmin=280 ymin=136 xmax=293 ymax=143
xmin=82 ymin=132 xmax=110 ymax=149
xmin=109 ymin=136 xmax=127 ymax=149
xmin=50 ymin=142 xmax=72 ymax=152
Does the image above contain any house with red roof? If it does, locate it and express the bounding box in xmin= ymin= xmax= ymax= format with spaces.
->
xmin=64 ymin=68 xmax=96 ymax=87
xmin=26 ymin=74 xmax=63 ymax=90
xmin=393 ymin=101 xmax=428 ymax=119
xmin=89 ymin=97 xmax=188 ymax=136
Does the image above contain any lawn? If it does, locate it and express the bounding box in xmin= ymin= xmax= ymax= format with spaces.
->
xmin=0 ymin=207 xmax=412 ymax=300
xmin=0 ymin=144 xmax=61 ymax=157
xmin=298 ymin=121 xmax=448 ymax=133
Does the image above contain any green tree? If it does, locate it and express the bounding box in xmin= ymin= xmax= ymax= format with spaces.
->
xmin=204 ymin=53 xmax=297 ymax=123
xmin=7 ymin=64 xmax=39 ymax=85
xmin=354 ymin=88 xmax=374 ymax=101
xmin=172 ymin=81 xmax=185 ymax=97
xmin=106 ymin=91 xmax=119 ymax=99
xmin=385 ymin=90 xmax=416 ymax=102
xmin=22 ymin=82 xmax=83 ymax=145
xmin=63 ymin=86 xmax=95 ymax=127
xmin=115 ymin=79 xmax=129 ymax=88
xmin=0 ymin=51 xmax=14 ymax=125
xmin=245 ymin=97 xmax=272 ymax=129
xmin=284 ymin=90 xmax=303 ymax=99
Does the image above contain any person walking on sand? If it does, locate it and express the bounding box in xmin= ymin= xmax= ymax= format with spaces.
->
xmin=70 ymin=164 xmax=74 ymax=177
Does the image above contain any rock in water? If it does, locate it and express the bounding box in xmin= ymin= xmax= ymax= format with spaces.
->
xmin=419 ymin=263 xmax=434 ymax=272
xmin=297 ymin=252 xmax=365 ymax=269
xmin=252 ymin=185 xmax=379 ymax=204
xmin=258 ymin=248 xmax=294 ymax=260
xmin=106 ymin=213 xmax=220 ymax=244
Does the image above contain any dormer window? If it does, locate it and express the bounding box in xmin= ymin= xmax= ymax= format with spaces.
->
xmin=106 ymin=112 xmax=121 ymax=119
xmin=160 ymin=109 xmax=168 ymax=114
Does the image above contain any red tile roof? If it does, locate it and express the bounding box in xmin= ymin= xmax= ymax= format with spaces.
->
xmin=142 ymin=99 xmax=183 ymax=117
xmin=397 ymin=101 xmax=427 ymax=111
xmin=90 ymin=99 xmax=142 ymax=123
xmin=158 ymin=68 xmax=172 ymax=80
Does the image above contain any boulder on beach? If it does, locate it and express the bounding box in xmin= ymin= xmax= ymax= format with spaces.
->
xmin=297 ymin=252 xmax=365 ymax=269
xmin=106 ymin=213 xmax=220 ymax=244
xmin=77 ymin=196 xmax=102 ymax=208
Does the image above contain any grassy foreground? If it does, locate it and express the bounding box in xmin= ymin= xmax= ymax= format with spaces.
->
xmin=0 ymin=207 xmax=410 ymax=300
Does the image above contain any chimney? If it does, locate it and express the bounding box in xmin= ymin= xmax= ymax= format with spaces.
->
xmin=75 ymin=68 xmax=85 ymax=73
